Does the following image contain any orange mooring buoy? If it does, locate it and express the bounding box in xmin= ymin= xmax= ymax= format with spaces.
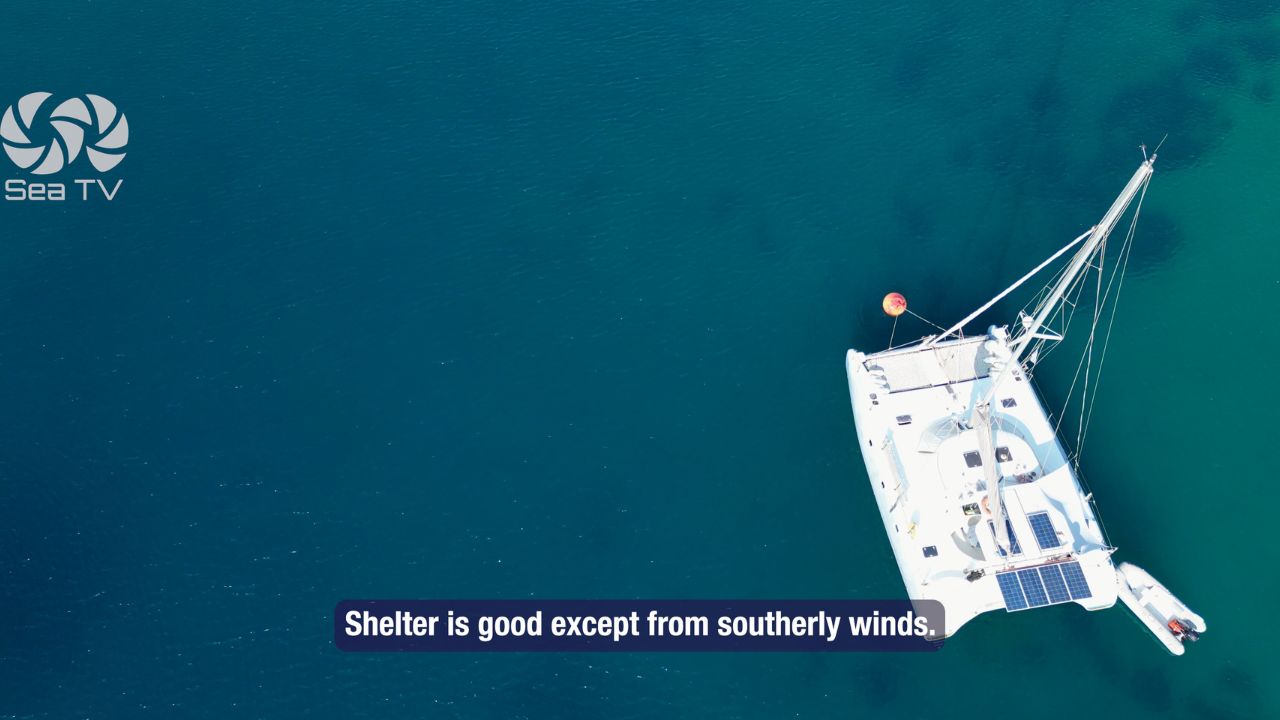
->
xmin=882 ymin=292 xmax=907 ymax=317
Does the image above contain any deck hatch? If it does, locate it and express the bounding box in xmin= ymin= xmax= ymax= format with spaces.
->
xmin=1027 ymin=512 xmax=1061 ymax=550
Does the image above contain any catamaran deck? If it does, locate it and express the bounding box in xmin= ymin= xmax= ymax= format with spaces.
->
xmin=847 ymin=335 xmax=1117 ymax=636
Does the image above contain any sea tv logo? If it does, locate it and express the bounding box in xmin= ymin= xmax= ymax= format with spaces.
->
xmin=1 ymin=92 xmax=127 ymax=201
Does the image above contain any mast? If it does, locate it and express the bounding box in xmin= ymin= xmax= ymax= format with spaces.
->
xmin=925 ymin=228 xmax=1093 ymax=348
xmin=981 ymin=156 xmax=1155 ymax=406
xmin=1013 ymin=159 xmax=1153 ymax=358
xmin=926 ymin=158 xmax=1156 ymax=352
xmin=974 ymin=157 xmax=1154 ymax=556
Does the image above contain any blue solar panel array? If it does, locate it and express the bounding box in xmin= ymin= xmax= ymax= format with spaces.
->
xmin=1017 ymin=568 xmax=1049 ymax=606
xmin=997 ymin=561 xmax=1092 ymax=611
xmin=1039 ymin=564 xmax=1070 ymax=603
xmin=1059 ymin=561 xmax=1093 ymax=600
xmin=1027 ymin=512 xmax=1061 ymax=550
xmin=996 ymin=571 xmax=1027 ymax=611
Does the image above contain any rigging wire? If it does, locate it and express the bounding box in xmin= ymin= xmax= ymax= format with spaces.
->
xmin=1075 ymin=218 xmax=1108 ymax=458
xmin=1048 ymin=227 xmax=1120 ymax=439
xmin=1077 ymin=180 xmax=1147 ymax=454
xmin=906 ymin=308 xmax=947 ymax=333
xmin=885 ymin=307 xmax=950 ymax=351
xmin=1072 ymin=180 xmax=1147 ymax=461
xmin=1034 ymin=256 xmax=1087 ymax=367
xmin=1026 ymin=238 xmax=1095 ymax=380
xmin=1018 ymin=229 xmax=1100 ymax=371
xmin=1016 ymin=172 xmax=1151 ymax=466
xmin=1040 ymin=175 xmax=1150 ymax=465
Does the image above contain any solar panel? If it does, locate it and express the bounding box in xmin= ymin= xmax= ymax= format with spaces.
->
xmin=1027 ymin=512 xmax=1061 ymax=550
xmin=997 ymin=571 xmax=1027 ymax=611
xmin=997 ymin=561 xmax=1093 ymax=612
xmin=1017 ymin=568 xmax=1050 ymax=607
xmin=1060 ymin=561 xmax=1092 ymax=600
xmin=1039 ymin=564 xmax=1070 ymax=603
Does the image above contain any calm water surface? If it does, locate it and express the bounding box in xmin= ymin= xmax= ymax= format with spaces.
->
xmin=1 ymin=2 xmax=1277 ymax=718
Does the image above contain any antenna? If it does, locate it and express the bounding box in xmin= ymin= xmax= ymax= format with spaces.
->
xmin=1141 ymin=135 xmax=1168 ymax=162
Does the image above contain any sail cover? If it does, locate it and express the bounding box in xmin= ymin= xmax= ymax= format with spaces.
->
xmin=975 ymin=403 xmax=1009 ymax=553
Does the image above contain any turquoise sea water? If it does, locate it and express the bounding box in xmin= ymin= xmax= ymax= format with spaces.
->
xmin=2 ymin=2 xmax=1278 ymax=718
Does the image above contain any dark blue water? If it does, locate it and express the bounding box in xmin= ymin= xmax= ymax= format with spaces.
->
xmin=2 ymin=2 xmax=1277 ymax=718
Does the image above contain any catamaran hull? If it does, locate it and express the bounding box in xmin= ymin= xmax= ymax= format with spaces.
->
xmin=846 ymin=349 xmax=986 ymax=637
xmin=841 ymin=158 xmax=1164 ymax=643
xmin=846 ymin=346 xmax=1117 ymax=638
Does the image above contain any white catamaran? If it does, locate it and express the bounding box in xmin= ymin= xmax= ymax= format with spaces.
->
xmin=845 ymin=155 xmax=1206 ymax=654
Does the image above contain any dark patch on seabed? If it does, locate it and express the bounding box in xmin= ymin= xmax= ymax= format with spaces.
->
xmin=1187 ymin=665 xmax=1265 ymax=720
xmin=1239 ymin=27 xmax=1280 ymax=61
xmin=1131 ymin=667 xmax=1175 ymax=714
xmin=1097 ymin=76 xmax=1228 ymax=171
xmin=1186 ymin=43 xmax=1244 ymax=87
xmin=1122 ymin=210 xmax=1183 ymax=277
xmin=1251 ymin=78 xmax=1275 ymax=103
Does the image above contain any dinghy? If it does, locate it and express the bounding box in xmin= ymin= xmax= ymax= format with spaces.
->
xmin=1116 ymin=562 xmax=1205 ymax=656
